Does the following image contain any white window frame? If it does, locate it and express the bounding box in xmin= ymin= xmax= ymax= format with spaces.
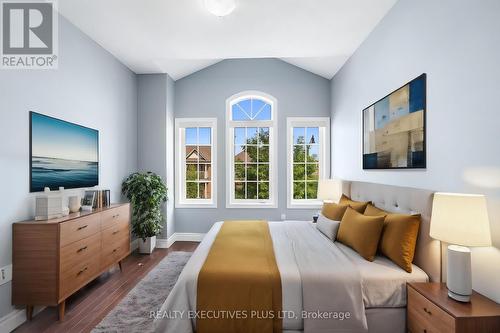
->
xmin=175 ymin=118 xmax=217 ymax=208
xmin=226 ymin=91 xmax=278 ymax=208
xmin=287 ymin=117 xmax=330 ymax=209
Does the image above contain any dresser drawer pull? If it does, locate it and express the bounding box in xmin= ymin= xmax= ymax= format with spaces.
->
xmin=112 ymin=248 xmax=119 ymax=253
xmin=423 ymin=307 xmax=432 ymax=315
xmin=113 ymin=214 xmax=120 ymax=218
xmin=77 ymin=225 xmax=88 ymax=230
xmin=112 ymin=230 xmax=120 ymax=235
xmin=77 ymin=267 xmax=88 ymax=276
xmin=77 ymin=246 xmax=88 ymax=253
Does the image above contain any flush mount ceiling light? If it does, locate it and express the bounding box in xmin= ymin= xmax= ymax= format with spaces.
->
xmin=204 ymin=0 xmax=236 ymax=17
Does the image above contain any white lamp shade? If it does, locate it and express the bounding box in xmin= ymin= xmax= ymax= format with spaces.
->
xmin=430 ymin=192 xmax=491 ymax=247
xmin=204 ymin=0 xmax=236 ymax=17
xmin=317 ymin=179 xmax=342 ymax=203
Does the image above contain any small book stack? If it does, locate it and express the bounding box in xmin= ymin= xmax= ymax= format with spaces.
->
xmin=85 ymin=190 xmax=111 ymax=209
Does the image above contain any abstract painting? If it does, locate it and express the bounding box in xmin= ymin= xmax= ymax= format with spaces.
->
xmin=30 ymin=112 xmax=99 ymax=192
xmin=363 ymin=74 xmax=426 ymax=169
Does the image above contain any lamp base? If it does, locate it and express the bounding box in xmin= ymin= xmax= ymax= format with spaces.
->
xmin=447 ymin=289 xmax=471 ymax=302
xmin=446 ymin=245 xmax=472 ymax=303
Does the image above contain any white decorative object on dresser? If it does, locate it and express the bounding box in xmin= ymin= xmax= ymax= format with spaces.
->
xmin=68 ymin=195 xmax=81 ymax=213
xmin=35 ymin=195 xmax=63 ymax=221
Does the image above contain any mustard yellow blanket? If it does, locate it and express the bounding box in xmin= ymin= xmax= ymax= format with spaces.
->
xmin=197 ymin=220 xmax=282 ymax=333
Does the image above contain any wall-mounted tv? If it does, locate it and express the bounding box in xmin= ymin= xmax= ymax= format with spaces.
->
xmin=30 ymin=112 xmax=99 ymax=192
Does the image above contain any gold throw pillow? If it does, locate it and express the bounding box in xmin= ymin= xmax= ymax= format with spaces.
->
xmin=379 ymin=214 xmax=421 ymax=273
xmin=321 ymin=202 xmax=349 ymax=221
xmin=339 ymin=194 xmax=370 ymax=213
xmin=337 ymin=207 xmax=385 ymax=261
xmin=364 ymin=204 xmax=388 ymax=216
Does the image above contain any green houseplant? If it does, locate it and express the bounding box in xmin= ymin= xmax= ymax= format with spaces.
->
xmin=122 ymin=172 xmax=168 ymax=254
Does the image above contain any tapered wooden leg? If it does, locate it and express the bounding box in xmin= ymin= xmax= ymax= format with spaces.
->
xmin=58 ymin=301 xmax=65 ymax=321
xmin=26 ymin=305 xmax=34 ymax=321
xmin=118 ymin=260 xmax=123 ymax=272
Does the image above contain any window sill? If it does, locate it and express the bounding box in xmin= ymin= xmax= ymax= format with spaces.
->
xmin=175 ymin=202 xmax=217 ymax=209
xmin=226 ymin=202 xmax=277 ymax=209
xmin=287 ymin=201 xmax=323 ymax=209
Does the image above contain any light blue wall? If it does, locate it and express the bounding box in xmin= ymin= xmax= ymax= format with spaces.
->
xmin=0 ymin=15 xmax=138 ymax=318
xmin=174 ymin=59 xmax=331 ymax=233
xmin=330 ymin=0 xmax=500 ymax=302
xmin=137 ymin=74 xmax=175 ymax=239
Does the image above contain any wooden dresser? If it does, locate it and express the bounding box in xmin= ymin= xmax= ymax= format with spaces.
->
xmin=12 ymin=203 xmax=131 ymax=321
xmin=407 ymin=282 xmax=500 ymax=333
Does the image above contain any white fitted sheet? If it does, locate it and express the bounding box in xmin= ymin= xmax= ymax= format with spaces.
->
xmin=334 ymin=241 xmax=429 ymax=308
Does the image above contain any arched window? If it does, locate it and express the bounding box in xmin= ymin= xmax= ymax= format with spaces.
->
xmin=226 ymin=91 xmax=277 ymax=208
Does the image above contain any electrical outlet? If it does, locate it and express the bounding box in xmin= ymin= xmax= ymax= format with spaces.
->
xmin=280 ymin=213 xmax=286 ymax=220
xmin=0 ymin=264 xmax=12 ymax=285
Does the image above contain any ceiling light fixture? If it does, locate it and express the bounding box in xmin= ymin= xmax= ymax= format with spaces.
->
xmin=204 ymin=0 xmax=236 ymax=17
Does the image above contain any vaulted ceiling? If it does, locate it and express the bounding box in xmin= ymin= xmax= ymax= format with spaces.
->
xmin=58 ymin=0 xmax=398 ymax=80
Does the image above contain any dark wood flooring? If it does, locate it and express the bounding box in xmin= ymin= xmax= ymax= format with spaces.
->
xmin=14 ymin=241 xmax=199 ymax=333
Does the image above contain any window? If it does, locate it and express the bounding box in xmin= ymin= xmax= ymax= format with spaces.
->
xmin=226 ymin=91 xmax=277 ymax=208
xmin=287 ymin=117 xmax=330 ymax=208
xmin=175 ymin=118 xmax=217 ymax=208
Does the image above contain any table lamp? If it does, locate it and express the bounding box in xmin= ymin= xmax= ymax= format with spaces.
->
xmin=430 ymin=193 xmax=491 ymax=302
xmin=317 ymin=179 xmax=342 ymax=203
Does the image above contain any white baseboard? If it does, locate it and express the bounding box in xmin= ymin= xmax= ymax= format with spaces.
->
xmin=0 ymin=306 xmax=44 ymax=333
xmin=162 ymin=232 xmax=205 ymax=248
xmin=131 ymin=233 xmax=204 ymax=250
xmin=156 ymin=238 xmax=169 ymax=248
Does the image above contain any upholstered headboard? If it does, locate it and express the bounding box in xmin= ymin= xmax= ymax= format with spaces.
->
xmin=341 ymin=180 xmax=441 ymax=282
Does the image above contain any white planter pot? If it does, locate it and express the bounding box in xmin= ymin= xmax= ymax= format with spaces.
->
xmin=139 ymin=236 xmax=156 ymax=254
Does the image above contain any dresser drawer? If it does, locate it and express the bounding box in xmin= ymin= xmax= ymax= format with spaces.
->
xmin=102 ymin=217 xmax=129 ymax=244
xmin=60 ymin=256 xmax=100 ymax=300
xmin=101 ymin=205 xmax=130 ymax=230
xmin=60 ymin=232 xmax=101 ymax=275
xmin=408 ymin=286 xmax=455 ymax=333
xmin=101 ymin=236 xmax=129 ymax=270
xmin=60 ymin=214 xmax=100 ymax=247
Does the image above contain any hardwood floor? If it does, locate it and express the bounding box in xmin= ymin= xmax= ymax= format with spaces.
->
xmin=14 ymin=241 xmax=199 ymax=333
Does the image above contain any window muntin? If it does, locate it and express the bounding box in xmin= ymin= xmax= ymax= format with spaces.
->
xmin=231 ymin=98 xmax=272 ymax=121
xmin=292 ymin=127 xmax=320 ymax=200
xmin=175 ymin=118 xmax=217 ymax=208
xmin=233 ymin=127 xmax=270 ymax=200
xmin=185 ymin=127 xmax=212 ymax=199
xmin=226 ymin=92 xmax=277 ymax=208
xmin=287 ymin=118 xmax=330 ymax=208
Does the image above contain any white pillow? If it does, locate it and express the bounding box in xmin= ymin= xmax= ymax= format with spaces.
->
xmin=316 ymin=213 xmax=341 ymax=241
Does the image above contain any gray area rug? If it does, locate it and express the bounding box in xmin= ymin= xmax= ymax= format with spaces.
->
xmin=92 ymin=251 xmax=192 ymax=333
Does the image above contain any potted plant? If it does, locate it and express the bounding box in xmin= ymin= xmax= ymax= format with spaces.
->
xmin=122 ymin=171 xmax=167 ymax=254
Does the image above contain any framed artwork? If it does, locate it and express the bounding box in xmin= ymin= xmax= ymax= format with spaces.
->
xmin=362 ymin=74 xmax=426 ymax=169
xmin=30 ymin=112 xmax=99 ymax=192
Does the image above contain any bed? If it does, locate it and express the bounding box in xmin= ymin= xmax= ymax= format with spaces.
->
xmin=154 ymin=181 xmax=441 ymax=333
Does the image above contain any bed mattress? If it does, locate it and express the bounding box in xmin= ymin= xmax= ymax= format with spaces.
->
xmin=154 ymin=220 xmax=428 ymax=332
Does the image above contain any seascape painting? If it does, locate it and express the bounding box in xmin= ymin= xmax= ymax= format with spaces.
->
xmin=363 ymin=74 xmax=426 ymax=169
xmin=30 ymin=112 xmax=99 ymax=192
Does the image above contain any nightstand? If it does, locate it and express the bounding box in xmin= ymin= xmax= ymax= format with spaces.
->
xmin=407 ymin=282 xmax=500 ymax=333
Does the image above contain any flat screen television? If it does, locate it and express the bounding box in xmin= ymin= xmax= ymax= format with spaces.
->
xmin=30 ymin=112 xmax=99 ymax=192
